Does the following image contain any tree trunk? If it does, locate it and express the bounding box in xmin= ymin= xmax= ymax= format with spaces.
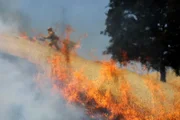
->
xmin=175 ymin=68 xmax=180 ymax=76
xmin=160 ymin=63 xmax=166 ymax=82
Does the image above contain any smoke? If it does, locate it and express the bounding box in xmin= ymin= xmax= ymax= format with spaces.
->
xmin=0 ymin=20 xmax=17 ymax=34
xmin=0 ymin=52 xmax=89 ymax=120
xmin=0 ymin=0 xmax=31 ymax=34
xmin=0 ymin=6 xmax=89 ymax=118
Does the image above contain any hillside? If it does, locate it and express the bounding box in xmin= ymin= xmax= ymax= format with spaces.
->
xmin=0 ymin=34 xmax=180 ymax=119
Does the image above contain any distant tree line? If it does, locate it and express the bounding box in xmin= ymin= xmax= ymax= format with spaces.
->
xmin=101 ymin=0 xmax=180 ymax=82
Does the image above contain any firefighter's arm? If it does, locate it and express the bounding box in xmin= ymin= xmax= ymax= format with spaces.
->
xmin=43 ymin=35 xmax=50 ymax=39
xmin=43 ymin=32 xmax=53 ymax=39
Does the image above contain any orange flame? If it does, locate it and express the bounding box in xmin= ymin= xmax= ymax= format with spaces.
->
xmin=19 ymin=32 xmax=29 ymax=39
xmin=20 ymin=25 xmax=180 ymax=120
xmin=47 ymin=53 xmax=180 ymax=119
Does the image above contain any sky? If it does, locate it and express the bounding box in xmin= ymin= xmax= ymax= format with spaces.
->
xmin=0 ymin=1 xmax=111 ymax=119
xmin=18 ymin=0 xmax=111 ymax=60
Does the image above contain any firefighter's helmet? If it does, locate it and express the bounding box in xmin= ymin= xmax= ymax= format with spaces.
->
xmin=47 ymin=27 xmax=53 ymax=31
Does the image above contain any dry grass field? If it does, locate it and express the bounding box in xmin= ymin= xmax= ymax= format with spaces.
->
xmin=0 ymin=34 xmax=180 ymax=119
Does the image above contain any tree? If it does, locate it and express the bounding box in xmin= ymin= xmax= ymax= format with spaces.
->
xmin=165 ymin=0 xmax=180 ymax=76
xmin=102 ymin=0 xmax=180 ymax=82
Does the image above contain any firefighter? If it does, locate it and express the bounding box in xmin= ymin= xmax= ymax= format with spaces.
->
xmin=43 ymin=27 xmax=60 ymax=50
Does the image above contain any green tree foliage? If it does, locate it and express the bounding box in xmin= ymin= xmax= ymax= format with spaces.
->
xmin=102 ymin=0 xmax=180 ymax=82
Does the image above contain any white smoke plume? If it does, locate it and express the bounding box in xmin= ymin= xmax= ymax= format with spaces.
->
xmin=0 ymin=1 xmax=89 ymax=119
xmin=0 ymin=53 xmax=89 ymax=120
xmin=0 ymin=19 xmax=19 ymax=34
xmin=0 ymin=0 xmax=31 ymax=34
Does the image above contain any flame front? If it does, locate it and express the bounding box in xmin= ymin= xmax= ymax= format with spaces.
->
xmin=16 ymin=27 xmax=180 ymax=120
xmin=47 ymin=54 xmax=180 ymax=120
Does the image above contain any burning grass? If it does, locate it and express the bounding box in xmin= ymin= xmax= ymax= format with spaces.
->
xmin=44 ymin=26 xmax=180 ymax=119
xmin=47 ymin=54 xmax=180 ymax=120
xmin=1 ymin=26 xmax=180 ymax=120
